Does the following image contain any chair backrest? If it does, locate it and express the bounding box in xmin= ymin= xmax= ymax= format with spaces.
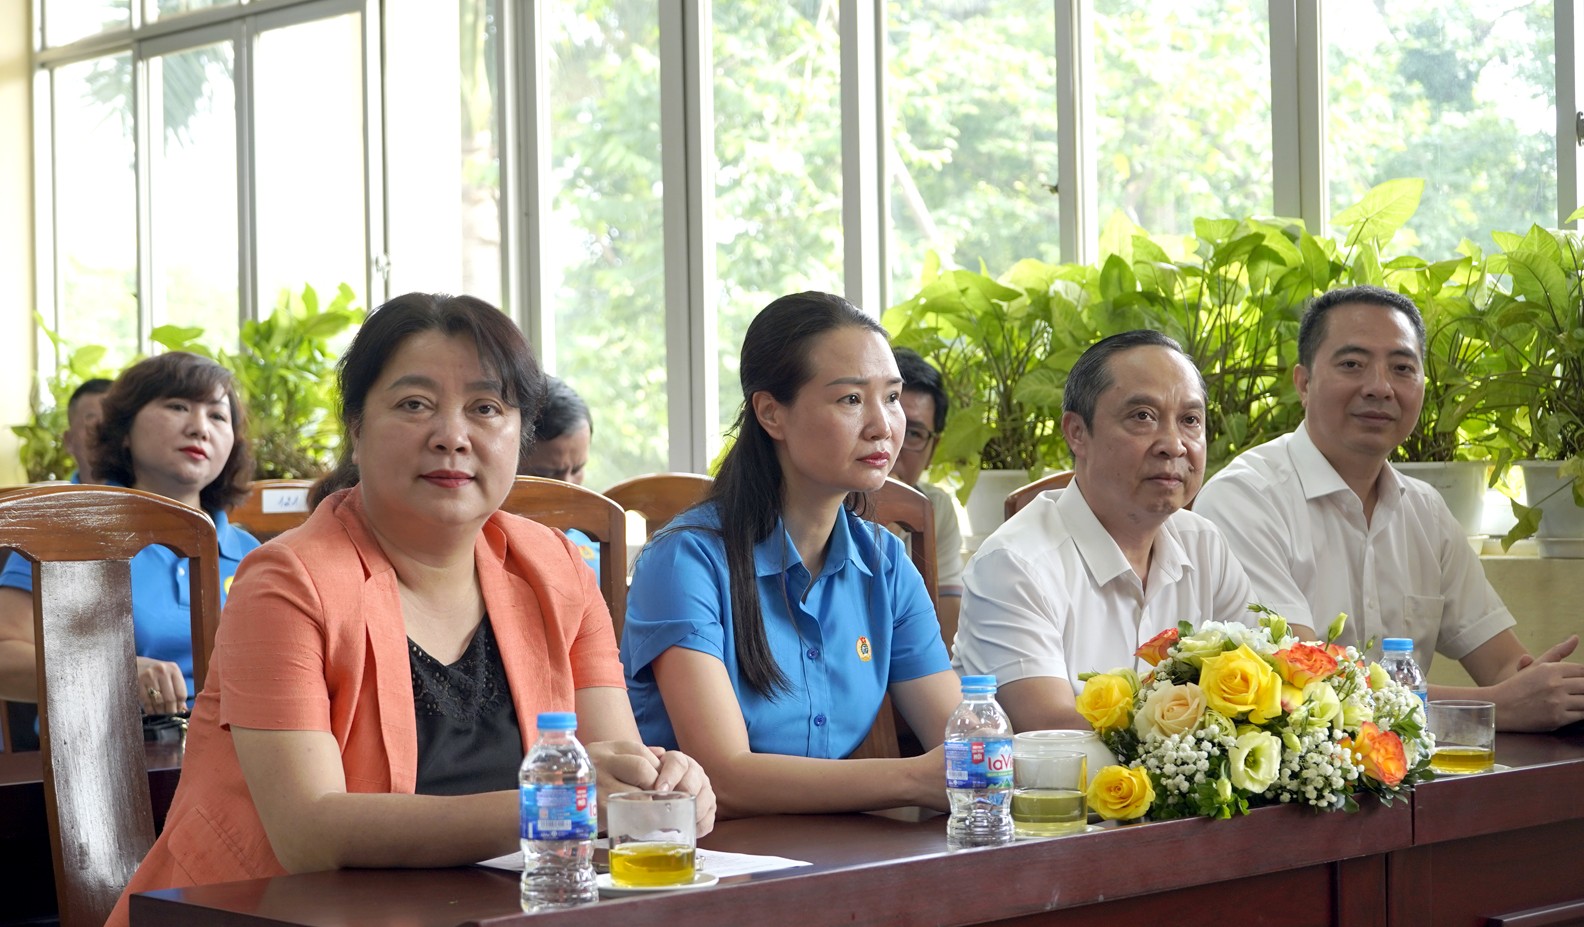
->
xmin=0 ymin=485 xmax=220 ymax=927
xmin=228 ymin=479 xmax=315 ymax=542
xmin=1004 ymin=470 xmax=1075 ymax=521
xmin=863 ymin=478 xmax=939 ymax=614
xmin=603 ymin=472 xmax=713 ymax=537
xmin=499 ymin=476 xmax=627 ymax=637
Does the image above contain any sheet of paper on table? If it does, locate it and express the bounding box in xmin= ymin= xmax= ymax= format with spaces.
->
xmin=477 ymin=843 xmax=812 ymax=878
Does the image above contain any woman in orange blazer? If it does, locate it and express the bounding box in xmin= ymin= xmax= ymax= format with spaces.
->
xmin=109 ymin=293 xmax=713 ymax=926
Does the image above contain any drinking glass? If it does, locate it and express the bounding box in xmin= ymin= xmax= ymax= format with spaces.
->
xmin=1011 ymin=741 xmax=1087 ymax=836
xmin=1428 ymin=699 xmax=1496 ymax=774
xmin=606 ymin=791 xmax=696 ymax=887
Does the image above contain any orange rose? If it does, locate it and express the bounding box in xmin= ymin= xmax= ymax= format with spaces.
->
xmin=1135 ymin=628 xmax=1179 ymax=667
xmin=1272 ymin=643 xmax=1339 ymax=688
xmin=1344 ymin=722 xmax=1407 ymax=786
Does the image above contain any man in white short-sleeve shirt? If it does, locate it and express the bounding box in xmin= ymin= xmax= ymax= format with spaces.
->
xmin=1195 ymin=284 xmax=1584 ymax=732
xmin=953 ymin=331 xmax=1255 ymax=733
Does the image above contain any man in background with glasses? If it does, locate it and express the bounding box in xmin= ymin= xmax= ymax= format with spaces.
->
xmin=892 ymin=348 xmax=967 ymax=649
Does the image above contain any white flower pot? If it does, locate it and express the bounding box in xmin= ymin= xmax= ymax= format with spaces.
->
xmin=1518 ymin=460 xmax=1584 ymax=558
xmin=1391 ymin=461 xmax=1489 ymax=537
xmin=963 ymin=468 xmax=1033 ymax=546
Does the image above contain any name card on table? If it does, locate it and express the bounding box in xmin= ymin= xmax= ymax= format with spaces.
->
xmin=260 ymin=487 xmax=310 ymax=514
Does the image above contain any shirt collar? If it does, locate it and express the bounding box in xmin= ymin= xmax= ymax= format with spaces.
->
xmin=1057 ymin=480 xmax=1190 ymax=587
xmin=753 ymin=508 xmax=875 ymax=581
xmin=1290 ymin=421 xmax=1405 ymax=503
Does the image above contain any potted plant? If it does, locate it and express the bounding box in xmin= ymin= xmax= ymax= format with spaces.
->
xmin=10 ymin=319 xmax=114 ymax=482
xmin=1479 ymin=219 xmax=1584 ymax=555
xmin=221 ymin=283 xmax=363 ymax=479
xmin=883 ymin=253 xmax=1088 ymax=537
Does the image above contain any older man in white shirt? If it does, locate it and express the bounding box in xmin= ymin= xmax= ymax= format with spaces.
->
xmin=1195 ymin=284 xmax=1584 ymax=732
xmin=953 ymin=331 xmax=1255 ymax=733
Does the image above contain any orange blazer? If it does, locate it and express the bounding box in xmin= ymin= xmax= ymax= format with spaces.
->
xmin=109 ymin=489 xmax=625 ymax=926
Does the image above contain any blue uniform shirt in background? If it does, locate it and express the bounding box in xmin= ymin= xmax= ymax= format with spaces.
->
xmin=0 ymin=508 xmax=260 ymax=704
xmin=564 ymin=527 xmax=600 ymax=579
xmin=621 ymin=502 xmax=950 ymax=759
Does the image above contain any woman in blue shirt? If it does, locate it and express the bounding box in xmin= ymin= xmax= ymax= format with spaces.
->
xmin=0 ymin=352 xmax=261 ymax=716
xmin=622 ymin=291 xmax=960 ymax=816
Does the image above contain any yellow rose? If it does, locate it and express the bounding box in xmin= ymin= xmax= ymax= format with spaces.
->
xmin=1076 ymin=672 xmax=1137 ymax=733
xmin=1087 ymin=765 xmax=1155 ymax=821
xmin=1199 ymin=644 xmax=1282 ymax=724
xmin=1133 ymin=682 xmax=1206 ymax=739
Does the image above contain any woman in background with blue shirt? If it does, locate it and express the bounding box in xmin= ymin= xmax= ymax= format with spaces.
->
xmin=0 ymin=352 xmax=260 ymax=715
xmin=622 ymin=291 xmax=959 ymax=817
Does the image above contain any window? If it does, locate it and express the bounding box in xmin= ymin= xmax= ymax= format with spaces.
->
xmin=1094 ymin=0 xmax=1273 ymax=236
xmin=1326 ymin=0 xmax=1555 ymax=256
xmin=253 ymin=11 xmax=368 ymax=310
xmin=886 ymin=2 xmax=1061 ymax=300
xmin=147 ymin=38 xmax=239 ymax=346
xmin=545 ymin=1 xmax=669 ymax=486
xmin=49 ymin=54 xmax=139 ymax=368
xmin=712 ymin=0 xmax=844 ymax=449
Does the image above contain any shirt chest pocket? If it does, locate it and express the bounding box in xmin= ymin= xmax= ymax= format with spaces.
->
xmin=1402 ymin=594 xmax=1444 ymax=643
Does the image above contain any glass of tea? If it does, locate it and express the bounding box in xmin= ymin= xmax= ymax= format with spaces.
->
xmin=1011 ymin=739 xmax=1087 ymax=837
xmin=606 ymin=791 xmax=697 ymax=887
xmin=1428 ymin=699 xmax=1496 ymax=774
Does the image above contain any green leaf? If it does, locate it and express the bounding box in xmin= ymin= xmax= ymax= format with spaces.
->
xmin=1331 ymin=178 xmax=1424 ymax=247
xmin=1501 ymin=500 xmax=1543 ymax=550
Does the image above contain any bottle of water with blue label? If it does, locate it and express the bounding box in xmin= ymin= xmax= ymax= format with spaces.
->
xmin=944 ymin=674 xmax=1014 ymax=849
xmin=520 ymin=711 xmax=598 ymax=911
xmin=1380 ymin=638 xmax=1428 ymax=709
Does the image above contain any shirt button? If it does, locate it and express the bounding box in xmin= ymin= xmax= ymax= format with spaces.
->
xmin=813 ymin=714 xmax=827 ymax=727
xmin=806 ymin=647 xmax=820 ymax=660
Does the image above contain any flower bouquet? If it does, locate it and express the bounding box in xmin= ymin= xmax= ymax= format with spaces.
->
xmin=1077 ymin=609 xmax=1435 ymax=822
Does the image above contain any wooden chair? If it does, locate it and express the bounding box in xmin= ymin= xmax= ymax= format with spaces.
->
xmin=603 ymin=472 xmax=713 ymax=537
xmin=500 ymin=476 xmax=627 ymax=636
xmin=0 ymin=485 xmax=221 ymax=927
xmin=1003 ymin=469 xmax=1075 ymax=521
xmin=864 ymin=478 xmax=940 ymax=614
xmin=228 ymin=478 xmax=315 ymax=541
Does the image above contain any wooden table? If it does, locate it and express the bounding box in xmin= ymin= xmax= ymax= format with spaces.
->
xmin=1 ymin=741 xmax=182 ymax=925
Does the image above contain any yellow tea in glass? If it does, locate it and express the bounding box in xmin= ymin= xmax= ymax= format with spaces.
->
xmin=609 ymin=842 xmax=696 ymax=887
xmin=606 ymin=791 xmax=697 ymax=887
xmin=1011 ymin=740 xmax=1087 ymax=836
xmin=1428 ymin=700 xmax=1495 ymax=775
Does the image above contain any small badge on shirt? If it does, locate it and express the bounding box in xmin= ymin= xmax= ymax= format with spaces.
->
xmin=855 ymin=636 xmax=872 ymax=662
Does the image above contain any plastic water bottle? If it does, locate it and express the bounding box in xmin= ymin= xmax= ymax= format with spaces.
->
xmin=944 ymin=674 xmax=1014 ymax=849
xmin=520 ymin=712 xmax=598 ymax=911
xmin=1380 ymin=638 xmax=1428 ymax=708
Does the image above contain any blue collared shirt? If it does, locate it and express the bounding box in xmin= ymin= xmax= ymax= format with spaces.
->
xmin=621 ymin=502 xmax=950 ymax=759
xmin=0 ymin=501 xmax=260 ymax=703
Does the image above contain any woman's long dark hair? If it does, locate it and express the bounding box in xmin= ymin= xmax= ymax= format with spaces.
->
xmin=704 ymin=291 xmax=888 ymax=699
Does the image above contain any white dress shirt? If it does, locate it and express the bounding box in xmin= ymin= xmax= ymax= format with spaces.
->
xmin=1194 ymin=422 xmax=1515 ymax=672
xmin=952 ymin=481 xmax=1255 ymax=691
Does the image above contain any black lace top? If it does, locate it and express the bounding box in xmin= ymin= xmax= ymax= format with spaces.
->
xmin=409 ymin=617 xmax=523 ymax=795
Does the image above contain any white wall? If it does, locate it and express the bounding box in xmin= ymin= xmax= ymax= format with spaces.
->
xmin=0 ymin=3 xmax=34 ymax=484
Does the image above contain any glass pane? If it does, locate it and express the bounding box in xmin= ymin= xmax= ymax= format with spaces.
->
xmin=384 ymin=0 xmax=503 ymax=308
xmin=52 ymin=55 xmax=139 ymax=367
xmin=545 ymin=1 xmax=667 ymax=486
xmin=1327 ymin=0 xmax=1554 ymax=256
xmin=887 ymin=3 xmax=1060 ymax=300
xmin=253 ymin=13 xmax=367 ymax=312
xmin=145 ymin=0 xmax=235 ymax=23
xmin=148 ymin=41 xmax=239 ymax=347
xmin=1094 ymin=0 xmax=1273 ymax=236
xmin=713 ymin=1 xmax=844 ymax=455
xmin=43 ymin=0 xmax=130 ymax=48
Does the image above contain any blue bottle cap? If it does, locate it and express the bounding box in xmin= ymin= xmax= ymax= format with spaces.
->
xmin=537 ymin=711 xmax=577 ymax=731
xmin=1382 ymin=638 xmax=1413 ymax=652
xmin=960 ymin=674 xmax=997 ymax=692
